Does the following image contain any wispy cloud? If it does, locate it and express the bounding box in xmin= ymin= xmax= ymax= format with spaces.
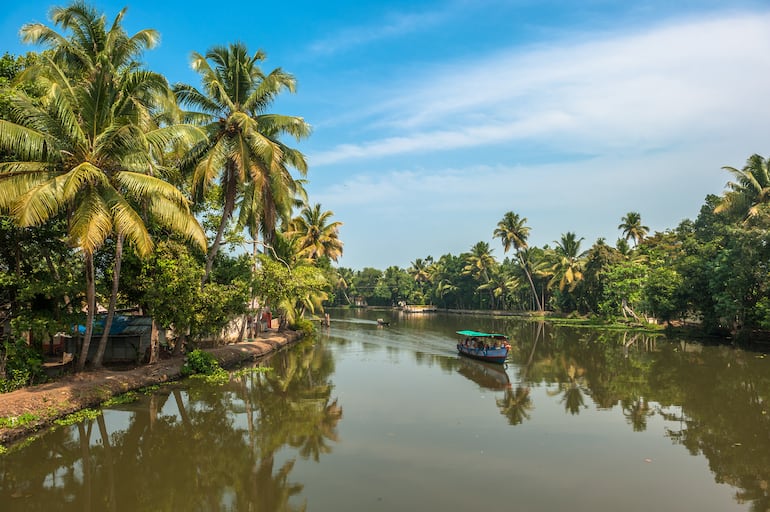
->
xmin=310 ymin=11 xmax=770 ymax=167
xmin=307 ymin=5 xmax=457 ymax=56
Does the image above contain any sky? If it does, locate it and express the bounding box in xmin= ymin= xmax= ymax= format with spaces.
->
xmin=2 ymin=0 xmax=770 ymax=270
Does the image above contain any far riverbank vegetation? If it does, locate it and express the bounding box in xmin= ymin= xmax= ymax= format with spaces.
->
xmin=1 ymin=2 xmax=769 ymax=393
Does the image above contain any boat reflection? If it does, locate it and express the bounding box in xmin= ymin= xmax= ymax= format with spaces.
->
xmin=456 ymin=357 xmax=511 ymax=390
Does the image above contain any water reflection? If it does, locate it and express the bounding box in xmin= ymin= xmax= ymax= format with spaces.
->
xmin=3 ymin=312 xmax=770 ymax=511
xmin=506 ymin=323 xmax=770 ymax=511
xmin=0 ymin=339 xmax=340 ymax=511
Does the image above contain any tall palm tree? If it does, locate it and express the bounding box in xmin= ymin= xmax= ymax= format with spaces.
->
xmin=463 ymin=241 xmax=496 ymax=308
xmin=549 ymin=232 xmax=587 ymax=291
xmin=494 ymin=211 xmax=542 ymax=311
xmin=618 ymin=211 xmax=649 ymax=247
xmin=286 ymin=203 xmax=343 ymax=262
xmin=0 ymin=2 xmax=205 ymax=370
xmin=174 ymin=42 xmax=311 ymax=284
xmin=715 ymin=154 xmax=770 ymax=223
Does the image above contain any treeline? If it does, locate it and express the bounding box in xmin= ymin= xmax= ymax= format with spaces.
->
xmin=333 ymin=155 xmax=770 ymax=342
xmin=0 ymin=2 xmax=340 ymax=385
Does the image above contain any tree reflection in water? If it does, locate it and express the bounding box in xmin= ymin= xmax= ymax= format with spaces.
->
xmin=503 ymin=322 xmax=770 ymax=511
xmin=0 ymin=339 xmax=340 ymax=511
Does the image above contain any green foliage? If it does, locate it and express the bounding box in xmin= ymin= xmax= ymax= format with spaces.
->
xmin=291 ymin=318 xmax=317 ymax=336
xmin=192 ymin=280 xmax=250 ymax=338
xmin=598 ymin=261 xmax=647 ymax=319
xmin=251 ymin=254 xmax=329 ymax=323
xmin=102 ymin=391 xmax=139 ymax=407
xmin=190 ymin=367 xmax=230 ymax=385
xmin=0 ymin=338 xmax=46 ymax=393
xmin=54 ymin=409 xmax=101 ymax=426
xmin=0 ymin=412 xmax=39 ymax=428
xmin=181 ymin=349 xmax=221 ymax=376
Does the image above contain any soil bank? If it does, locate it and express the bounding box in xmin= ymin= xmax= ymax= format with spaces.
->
xmin=0 ymin=329 xmax=303 ymax=446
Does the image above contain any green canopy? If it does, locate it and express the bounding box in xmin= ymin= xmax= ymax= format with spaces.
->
xmin=456 ymin=330 xmax=508 ymax=339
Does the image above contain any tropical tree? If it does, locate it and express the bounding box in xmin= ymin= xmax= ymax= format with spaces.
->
xmin=478 ymin=267 xmax=519 ymax=310
xmin=618 ymin=212 xmax=649 ymax=247
xmin=463 ymin=242 xmax=496 ymax=308
xmin=0 ymin=2 xmax=205 ymax=370
xmin=494 ymin=211 xmax=542 ymax=311
xmin=549 ymin=232 xmax=587 ymax=292
xmin=715 ymin=154 xmax=770 ymax=223
xmin=286 ymin=203 xmax=343 ymax=262
xmin=174 ymin=42 xmax=311 ymax=284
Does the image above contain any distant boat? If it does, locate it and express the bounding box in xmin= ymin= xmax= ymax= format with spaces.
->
xmin=377 ymin=318 xmax=390 ymax=326
xmin=455 ymin=330 xmax=511 ymax=364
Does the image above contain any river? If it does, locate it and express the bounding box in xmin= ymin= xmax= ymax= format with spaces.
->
xmin=1 ymin=308 xmax=769 ymax=511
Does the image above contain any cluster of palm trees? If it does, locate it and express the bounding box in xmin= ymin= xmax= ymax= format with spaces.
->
xmin=337 ymin=208 xmax=652 ymax=312
xmin=0 ymin=2 xmax=342 ymax=370
xmin=338 ymin=151 xmax=770 ymax=336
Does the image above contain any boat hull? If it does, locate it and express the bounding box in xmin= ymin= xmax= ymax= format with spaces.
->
xmin=456 ymin=344 xmax=509 ymax=364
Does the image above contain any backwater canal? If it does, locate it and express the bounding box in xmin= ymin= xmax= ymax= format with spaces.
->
xmin=1 ymin=308 xmax=769 ymax=511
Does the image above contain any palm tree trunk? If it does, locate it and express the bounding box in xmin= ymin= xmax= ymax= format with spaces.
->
xmin=519 ymin=253 xmax=543 ymax=312
xmin=202 ymin=165 xmax=238 ymax=286
xmin=76 ymin=252 xmax=96 ymax=372
xmin=94 ymin=235 xmax=124 ymax=368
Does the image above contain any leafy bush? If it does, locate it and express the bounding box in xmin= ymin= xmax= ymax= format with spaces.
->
xmin=181 ymin=349 xmax=221 ymax=376
xmin=0 ymin=338 xmax=46 ymax=393
xmin=291 ymin=318 xmax=317 ymax=336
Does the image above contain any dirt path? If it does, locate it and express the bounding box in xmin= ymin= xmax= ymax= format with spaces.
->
xmin=0 ymin=330 xmax=302 ymax=446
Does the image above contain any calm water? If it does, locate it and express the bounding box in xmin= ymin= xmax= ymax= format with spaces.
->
xmin=2 ymin=309 xmax=770 ymax=511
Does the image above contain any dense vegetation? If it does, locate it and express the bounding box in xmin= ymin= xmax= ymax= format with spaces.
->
xmin=332 ymin=159 xmax=770 ymax=343
xmin=0 ymin=2 xmax=341 ymax=386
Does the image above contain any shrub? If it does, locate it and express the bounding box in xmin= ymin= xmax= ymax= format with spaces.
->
xmin=0 ymin=338 xmax=45 ymax=393
xmin=291 ymin=318 xmax=317 ymax=336
xmin=181 ymin=349 xmax=220 ymax=376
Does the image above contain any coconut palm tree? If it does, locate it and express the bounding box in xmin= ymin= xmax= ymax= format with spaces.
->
xmin=174 ymin=42 xmax=311 ymax=284
xmin=477 ymin=267 xmax=519 ymax=310
xmin=618 ymin=211 xmax=649 ymax=247
xmin=715 ymin=154 xmax=770 ymax=223
xmin=549 ymin=232 xmax=587 ymax=292
xmin=286 ymin=203 xmax=343 ymax=262
xmin=494 ymin=211 xmax=542 ymax=311
xmin=463 ymin=242 xmax=496 ymax=308
xmin=0 ymin=2 xmax=205 ymax=370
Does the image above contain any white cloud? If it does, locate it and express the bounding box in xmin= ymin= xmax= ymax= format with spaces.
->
xmin=310 ymin=11 xmax=770 ymax=168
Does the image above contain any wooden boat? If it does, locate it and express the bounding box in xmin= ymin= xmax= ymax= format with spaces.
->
xmin=455 ymin=330 xmax=511 ymax=364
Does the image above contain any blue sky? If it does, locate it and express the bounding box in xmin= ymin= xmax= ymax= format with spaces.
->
xmin=3 ymin=1 xmax=770 ymax=269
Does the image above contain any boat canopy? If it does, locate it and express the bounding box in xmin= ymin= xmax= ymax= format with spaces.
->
xmin=456 ymin=330 xmax=508 ymax=339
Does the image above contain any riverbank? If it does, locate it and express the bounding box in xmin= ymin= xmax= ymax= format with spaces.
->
xmin=0 ymin=329 xmax=303 ymax=446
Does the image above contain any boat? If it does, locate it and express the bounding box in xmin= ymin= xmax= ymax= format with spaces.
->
xmin=455 ymin=330 xmax=511 ymax=364
xmin=376 ymin=318 xmax=390 ymax=326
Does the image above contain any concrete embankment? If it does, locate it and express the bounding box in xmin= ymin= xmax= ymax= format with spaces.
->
xmin=0 ymin=330 xmax=303 ymax=445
